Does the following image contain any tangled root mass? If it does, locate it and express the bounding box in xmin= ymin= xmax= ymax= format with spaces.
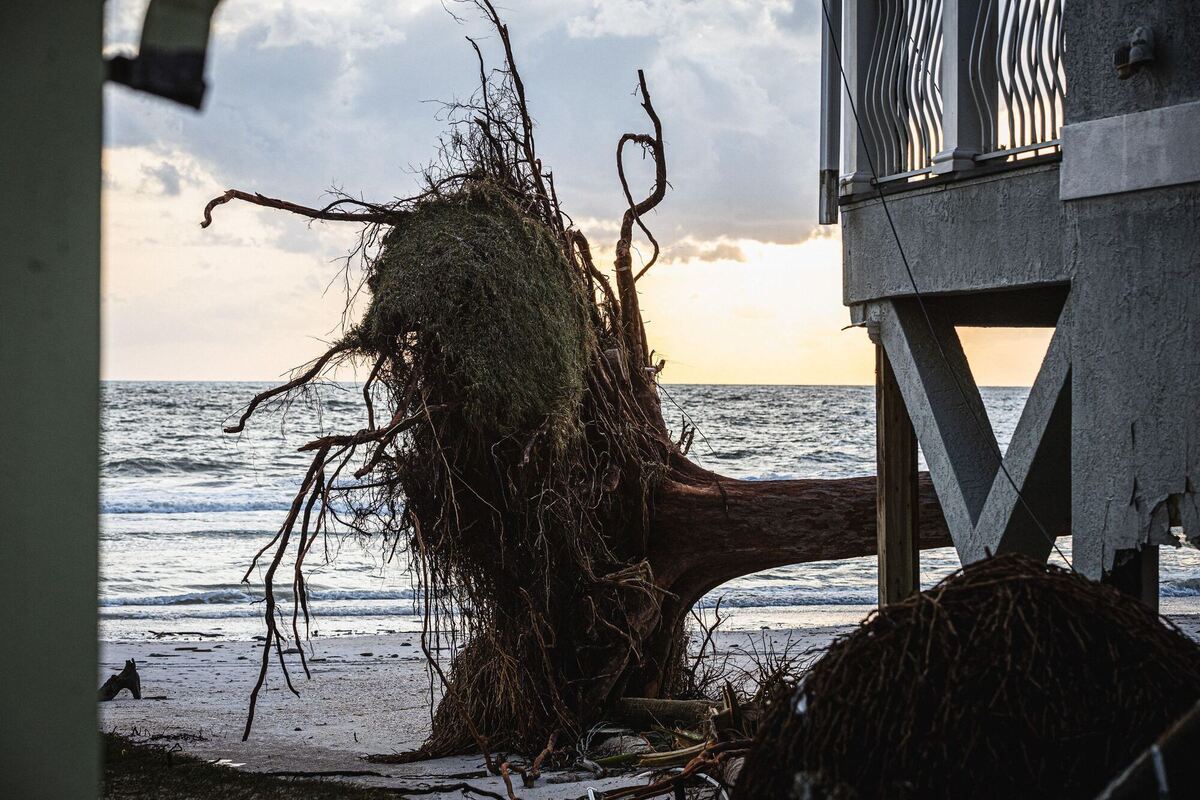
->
xmin=737 ymin=554 xmax=1200 ymax=800
xmin=213 ymin=3 xmax=678 ymax=758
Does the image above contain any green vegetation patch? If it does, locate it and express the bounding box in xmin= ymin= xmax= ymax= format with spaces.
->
xmin=356 ymin=185 xmax=593 ymax=438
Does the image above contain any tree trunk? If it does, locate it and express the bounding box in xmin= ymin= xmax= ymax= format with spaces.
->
xmin=627 ymin=467 xmax=951 ymax=696
xmin=650 ymin=468 xmax=949 ymax=599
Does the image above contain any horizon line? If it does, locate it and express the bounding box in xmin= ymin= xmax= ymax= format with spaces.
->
xmin=99 ymin=378 xmax=1036 ymax=390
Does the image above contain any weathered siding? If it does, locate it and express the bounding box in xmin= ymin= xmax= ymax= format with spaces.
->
xmin=1069 ymin=183 xmax=1200 ymax=574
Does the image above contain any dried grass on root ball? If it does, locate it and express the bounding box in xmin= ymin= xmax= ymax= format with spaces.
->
xmin=736 ymin=554 xmax=1200 ymax=800
xmin=357 ymin=184 xmax=593 ymax=441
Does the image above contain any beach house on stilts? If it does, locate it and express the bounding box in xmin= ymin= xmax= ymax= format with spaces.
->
xmin=819 ymin=0 xmax=1200 ymax=609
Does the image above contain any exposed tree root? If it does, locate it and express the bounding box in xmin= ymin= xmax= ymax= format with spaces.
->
xmin=201 ymin=190 xmax=395 ymax=230
xmin=204 ymin=0 xmax=954 ymax=771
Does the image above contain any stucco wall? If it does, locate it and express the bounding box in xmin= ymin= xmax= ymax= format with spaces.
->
xmin=1065 ymin=0 xmax=1200 ymax=123
xmin=1068 ymin=177 xmax=1200 ymax=575
xmin=1062 ymin=0 xmax=1200 ymax=575
xmin=841 ymin=163 xmax=1066 ymax=306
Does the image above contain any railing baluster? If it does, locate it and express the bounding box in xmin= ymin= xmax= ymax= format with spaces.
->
xmin=823 ymin=0 xmax=1063 ymax=196
xmin=886 ymin=0 xmax=909 ymax=176
xmin=922 ymin=0 xmax=946 ymax=163
xmin=876 ymin=0 xmax=900 ymax=176
xmin=969 ymin=0 xmax=998 ymax=154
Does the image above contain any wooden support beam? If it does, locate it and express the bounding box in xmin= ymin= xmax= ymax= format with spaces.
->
xmin=875 ymin=295 xmax=1072 ymax=563
xmin=877 ymin=299 xmax=997 ymax=562
xmin=876 ymin=344 xmax=920 ymax=606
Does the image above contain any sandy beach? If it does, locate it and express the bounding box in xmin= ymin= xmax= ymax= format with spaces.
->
xmin=99 ymin=624 xmax=844 ymax=797
xmin=99 ymin=608 xmax=1200 ymax=797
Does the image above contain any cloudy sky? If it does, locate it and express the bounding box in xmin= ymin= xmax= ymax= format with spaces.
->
xmin=101 ymin=0 xmax=1048 ymax=385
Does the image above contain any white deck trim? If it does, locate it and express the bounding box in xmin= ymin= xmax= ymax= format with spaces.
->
xmin=1061 ymin=100 xmax=1200 ymax=200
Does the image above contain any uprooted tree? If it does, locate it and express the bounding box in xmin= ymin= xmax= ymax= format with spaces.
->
xmin=205 ymin=2 xmax=948 ymax=759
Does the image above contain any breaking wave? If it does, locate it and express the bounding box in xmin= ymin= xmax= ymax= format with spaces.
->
xmin=101 ymin=587 xmax=417 ymax=607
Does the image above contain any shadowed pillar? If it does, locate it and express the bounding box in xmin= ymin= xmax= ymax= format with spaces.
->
xmin=1104 ymin=546 xmax=1160 ymax=614
xmin=876 ymin=344 xmax=920 ymax=606
xmin=1 ymin=3 xmax=102 ymax=798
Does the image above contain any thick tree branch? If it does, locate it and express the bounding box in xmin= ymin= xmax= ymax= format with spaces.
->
xmin=620 ymin=469 xmax=953 ymax=698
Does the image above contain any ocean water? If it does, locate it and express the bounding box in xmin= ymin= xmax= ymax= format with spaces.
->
xmin=100 ymin=382 xmax=1200 ymax=641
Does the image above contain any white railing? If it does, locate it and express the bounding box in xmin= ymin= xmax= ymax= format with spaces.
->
xmin=985 ymin=0 xmax=1066 ymax=155
xmin=820 ymin=0 xmax=1066 ymax=222
xmin=864 ymin=0 xmax=945 ymax=180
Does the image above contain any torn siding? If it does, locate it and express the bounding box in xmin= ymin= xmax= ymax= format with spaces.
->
xmin=1068 ymin=184 xmax=1200 ymax=575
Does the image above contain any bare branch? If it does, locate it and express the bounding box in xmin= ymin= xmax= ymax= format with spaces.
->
xmin=201 ymin=189 xmax=395 ymax=229
xmin=569 ymin=230 xmax=620 ymax=321
xmin=224 ymin=342 xmax=352 ymax=434
xmin=613 ymin=69 xmax=668 ymax=380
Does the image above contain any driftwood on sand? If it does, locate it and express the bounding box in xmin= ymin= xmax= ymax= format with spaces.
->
xmin=612 ymin=697 xmax=721 ymax=731
xmin=99 ymin=659 xmax=141 ymax=701
xmin=199 ymin=2 xmax=951 ymax=789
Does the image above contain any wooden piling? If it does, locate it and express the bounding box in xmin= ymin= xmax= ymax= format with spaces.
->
xmin=1104 ymin=545 xmax=1160 ymax=614
xmin=876 ymin=344 xmax=920 ymax=606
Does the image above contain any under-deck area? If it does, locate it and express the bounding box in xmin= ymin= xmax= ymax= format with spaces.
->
xmin=822 ymin=0 xmax=1200 ymax=606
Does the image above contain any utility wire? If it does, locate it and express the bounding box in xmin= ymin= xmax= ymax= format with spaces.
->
xmin=820 ymin=0 xmax=1072 ymax=569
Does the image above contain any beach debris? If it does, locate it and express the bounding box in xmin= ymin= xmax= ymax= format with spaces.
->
xmin=590 ymin=734 xmax=653 ymax=761
xmin=596 ymin=738 xmax=751 ymax=800
xmin=613 ymin=698 xmax=722 ymax=731
xmin=148 ymin=629 xmax=221 ymax=639
xmin=99 ymin=659 xmax=142 ymax=701
xmin=735 ymin=554 xmax=1200 ymax=799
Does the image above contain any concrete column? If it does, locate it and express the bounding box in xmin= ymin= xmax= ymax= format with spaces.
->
xmin=840 ymin=0 xmax=880 ymax=195
xmin=0 ymin=4 xmax=102 ymax=798
xmin=876 ymin=344 xmax=920 ymax=606
xmin=933 ymin=0 xmax=996 ymax=173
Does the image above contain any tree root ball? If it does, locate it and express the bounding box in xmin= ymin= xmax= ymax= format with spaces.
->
xmin=356 ymin=185 xmax=593 ymax=439
xmin=735 ymin=554 xmax=1200 ymax=800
